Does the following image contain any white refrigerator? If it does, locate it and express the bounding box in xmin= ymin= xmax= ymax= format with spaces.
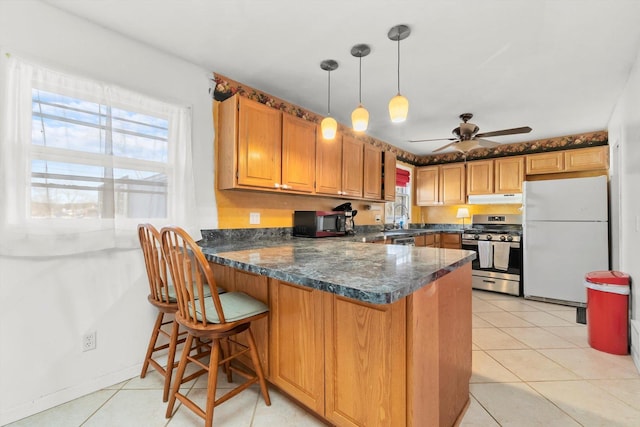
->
xmin=523 ymin=175 xmax=609 ymax=306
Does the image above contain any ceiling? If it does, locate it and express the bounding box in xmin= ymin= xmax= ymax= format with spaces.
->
xmin=44 ymin=0 xmax=640 ymax=156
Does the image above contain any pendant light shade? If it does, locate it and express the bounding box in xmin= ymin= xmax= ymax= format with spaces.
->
xmin=321 ymin=116 xmax=337 ymax=139
xmin=351 ymin=44 xmax=370 ymax=132
xmin=320 ymin=59 xmax=339 ymax=140
xmin=388 ymin=24 xmax=411 ymax=123
xmin=389 ymin=94 xmax=409 ymax=123
xmin=351 ymin=104 xmax=369 ymax=132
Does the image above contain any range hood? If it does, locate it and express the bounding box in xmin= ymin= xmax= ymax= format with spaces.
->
xmin=467 ymin=193 xmax=523 ymax=205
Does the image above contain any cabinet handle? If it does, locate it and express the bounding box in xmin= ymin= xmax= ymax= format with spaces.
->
xmin=274 ymin=183 xmax=280 ymax=188
xmin=281 ymin=184 xmax=290 ymax=189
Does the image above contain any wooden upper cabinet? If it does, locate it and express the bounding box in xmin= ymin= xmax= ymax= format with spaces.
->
xmin=281 ymin=114 xmax=316 ymax=193
xmin=315 ymin=133 xmax=343 ymax=196
xmin=526 ymin=151 xmax=564 ymax=175
xmin=495 ymin=156 xmax=525 ymax=193
xmin=363 ymin=144 xmax=382 ymax=200
xmin=382 ymin=152 xmax=397 ymax=202
xmin=415 ymin=166 xmax=440 ymax=205
xmin=237 ymin=96 xmax=283 ymax=189
xmin=526 ymin=146 xmax=608 ymax=175
xmin=416 ymin=164 xmax=465 ymax=206
xmin=440 ymin=163 xmax=466 ymax=204
xmin=466 ymin=160 xmax=494 ymax=195
xmin=565 ymin=146 xmax=608 ymax=172
xmin=341 ymin=135 xmax=364 ymax=198
xmin=466 ymin=157 xmax=524 ymax=195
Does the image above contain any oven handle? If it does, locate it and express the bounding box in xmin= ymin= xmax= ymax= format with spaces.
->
xmin=461 ymin=240 xmax=520 ymax=249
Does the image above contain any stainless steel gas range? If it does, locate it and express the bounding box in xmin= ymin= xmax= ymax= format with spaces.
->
xmin=461 ymin=214 xmax=523 ymax=296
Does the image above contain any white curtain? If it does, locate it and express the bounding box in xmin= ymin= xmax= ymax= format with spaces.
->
xmin=0 ymin=55 xmax=200 ymax=257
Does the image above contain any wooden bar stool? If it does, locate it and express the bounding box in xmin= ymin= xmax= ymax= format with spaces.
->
xmin=161 ymin=226 xmax=271 ymax=427
xmin=138 ymin=223 xmax=185 ymax=402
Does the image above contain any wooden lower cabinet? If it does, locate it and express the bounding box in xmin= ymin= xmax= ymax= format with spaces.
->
xmin=324 ymin=294 xmax=407 ymax=427
xmin=440 ymin=233 xmax=461 ymax=249
xmin=211 ymin=262 xmax=472 ymax=427
xmin=269 ymin=279 xmax=325 ymax=414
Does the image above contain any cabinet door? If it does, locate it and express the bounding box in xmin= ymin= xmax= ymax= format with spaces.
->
xmin=341 ymin=136 xmax=364 ymax=198
xmin=440 ymin=163 xmax=466 ymax=204
xmin=440 ymin=233 xmax=461 ymax=249
xmin=565 ymin=146 xmax=608 ymax=171
xmin=526 ymin=151 xmax=564 ymax=175
xmin=269 ymin=280 xmax=324 ymax=414
xmin=382 ymin=152 xmax=397 ymax=202
xmin=363 ymin=144 xmax=382 ymax=200
xmin=237 ymin=97 xmax=282 ymax=189
xmin=315 ymin=133 xmax=343 ymax=196
xmin=466 ymin=160 xmax=494 ymax=195
xmin=413 ymin=234 xmax=427 ymax=247
xmin=324 ymin=294 xmax=406 ymax=427
xmin=495 ymin=156 xmax=524 ymax=193
xmin=281 ymin=114 xmax=316 ymax=193
xmin=415 ymin=166 xmax=439 ymax=206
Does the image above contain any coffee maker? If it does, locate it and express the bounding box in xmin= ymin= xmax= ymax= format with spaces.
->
xmin=333 ymin=202 xmax=358 ymax=235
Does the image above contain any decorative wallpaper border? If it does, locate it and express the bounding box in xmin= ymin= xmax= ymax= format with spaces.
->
xmin=212 ymin=73 xmax=608 ymax=166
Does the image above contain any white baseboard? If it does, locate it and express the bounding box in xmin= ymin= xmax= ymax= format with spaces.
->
xmin=0 ymin=363 xmax=143 ymax=426
xmin=631 ymin=319 xmax=640 ymax=374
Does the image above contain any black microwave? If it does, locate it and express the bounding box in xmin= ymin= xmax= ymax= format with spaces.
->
xmin=293 ymin=211 xmax=346 ymax=237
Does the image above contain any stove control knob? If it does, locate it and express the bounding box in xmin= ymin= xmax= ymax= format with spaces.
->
xmin=486 ymin=235 xmax=493 ymax=240
xmin=473 ymin=234 xmax=480 ymax=240
xmin=507 ymin=235 xmax=514 ymax=242
xmin=499 ymin=235 xmax=506 ymax=242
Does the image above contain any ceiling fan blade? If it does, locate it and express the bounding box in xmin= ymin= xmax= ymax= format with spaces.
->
xmin=432 ymin=141 xmax=457 ymax=152
xmin=475 ymin=126 xmax=532 ymax=138
xmin=409 ymin=137 xmax=457 ymax=143
xmin=476 ymin=138 xmax=500 ymax=148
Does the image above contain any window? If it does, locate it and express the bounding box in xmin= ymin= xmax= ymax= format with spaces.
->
xmin=0 ymin=55 xmax=198 ymax=256
xmin=31 ymin=89 xmax=169 ymax=220
xmin=385 ymin=166 xmax=412 ymax=227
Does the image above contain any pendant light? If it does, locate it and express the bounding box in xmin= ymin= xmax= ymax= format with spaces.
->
xmin=351 ymin=44 xmax=370 ymax=132
xmin=320 ymin=59 xmax=339 ymax=140
xmin=388 ymin=24 xmax=411 ymax=123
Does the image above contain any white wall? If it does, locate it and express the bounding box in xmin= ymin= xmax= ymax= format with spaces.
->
xmin=0 ymin=1 xmax=217 ymax=424
xmin=609 ymin=44 xmax=640 ymax=371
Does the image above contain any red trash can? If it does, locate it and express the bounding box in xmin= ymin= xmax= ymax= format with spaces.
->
xmin=585 ymin=271 xmax=630 ymax=355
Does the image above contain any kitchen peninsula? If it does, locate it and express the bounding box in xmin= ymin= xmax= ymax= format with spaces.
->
xmin=200 ymin=237 xmax=475 ymax=427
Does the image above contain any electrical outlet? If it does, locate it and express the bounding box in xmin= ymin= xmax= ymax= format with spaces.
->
xmin=82 ymin=331 xmax=96 ymax=352
xmin=249 ymin=212 xmax=260 ymax=225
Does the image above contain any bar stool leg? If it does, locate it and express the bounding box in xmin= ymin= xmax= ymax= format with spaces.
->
xmin=141 ymin=312 xmax=164 ymax=378
xmin=246 ymin=329 xmax=270 ymax=406
xmin=204 ymin=340 xmax=221 ymax=427
xmin=162 ymin=319 xmax=180 ymax=402
xmin=166 ymin=333 xmax=193 ymax=418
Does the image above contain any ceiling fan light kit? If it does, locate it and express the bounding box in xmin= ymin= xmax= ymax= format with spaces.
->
xmin=320 ymin=59 xmax=339 ymax=139
xmin=410 ymin=113 xmax=532 ymax=154
xmin=351 ymin=43 xmax=371 ymax=132
xmin=388 ymin=24 xmax=411 ymax=123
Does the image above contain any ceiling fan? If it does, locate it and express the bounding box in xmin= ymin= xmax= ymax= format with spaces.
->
xmin=410 ymin=113 xmax=532 ymax=153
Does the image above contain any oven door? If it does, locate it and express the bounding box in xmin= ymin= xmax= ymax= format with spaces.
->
xmin=461 ymin=239 xmax=522 ymax=295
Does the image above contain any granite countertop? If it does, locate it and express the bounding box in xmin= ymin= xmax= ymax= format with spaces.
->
xmin=200 ymin=237 xmax=475 ymax=305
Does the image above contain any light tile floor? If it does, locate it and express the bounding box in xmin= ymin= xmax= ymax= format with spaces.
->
xmin=7 ymin=290 xmax=640 ymax=426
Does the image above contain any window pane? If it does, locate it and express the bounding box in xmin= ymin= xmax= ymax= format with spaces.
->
xmin=112 ymin=108 xmax=168 ymax=162
xmin=31 ymin=161 xmax=167 ymax=219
